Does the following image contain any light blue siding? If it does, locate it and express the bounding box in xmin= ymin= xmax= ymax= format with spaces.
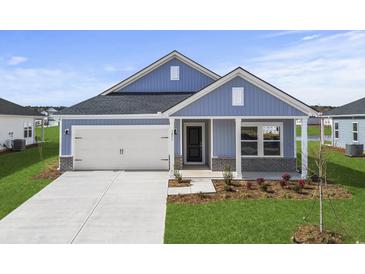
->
xmin=213 ymin=119 xmax=235 ymax=157
xmin=172 ymin=76 xmax=306 ymax=116
xmin=212 ymin=119 xmax=295 ymax=158
xmin=61 ymin=119 xmax=169 ymax=155
xmin=116 ymin=58 xmax=215 ymax=93
xmin=332 ymin=118 xmax=365 ymax=150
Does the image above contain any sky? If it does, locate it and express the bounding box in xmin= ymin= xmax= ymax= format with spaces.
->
xmin=0 ymin=30 xmax=364 ymax=107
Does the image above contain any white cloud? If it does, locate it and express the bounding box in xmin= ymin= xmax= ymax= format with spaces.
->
xmin=7 ymin=56 xmax=28 ymax=65
xmin=301 ymin=34 xmax=321 ymax=41
xmin=245 ymin=31 xmax=365 ymax=106
xmin=0 ymin=66 xmax=112 ymax=106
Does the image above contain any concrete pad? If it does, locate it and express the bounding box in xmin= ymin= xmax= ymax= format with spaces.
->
xmin=0 ymin=171 xmax=168 ymax=244
xmin=168 ymin=179 xmax=216 ymax=195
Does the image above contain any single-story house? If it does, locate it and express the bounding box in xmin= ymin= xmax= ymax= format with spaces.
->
xmin=0 ymin=98 xmax=43 ymax=151
xmin=57 ymin=51 xmax=318 ymax=178
xmin=324 ymin=97 xmax=365 ymax=151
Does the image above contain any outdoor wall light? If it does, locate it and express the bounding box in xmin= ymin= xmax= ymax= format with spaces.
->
xmin=174 ymin=128 xmax=177 ymax=135
xmin=64 ymin=129 xmax=70 ymax=135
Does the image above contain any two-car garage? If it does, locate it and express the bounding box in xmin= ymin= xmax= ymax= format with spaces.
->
xmin=72 ymin=125 xmax=169 ymax=170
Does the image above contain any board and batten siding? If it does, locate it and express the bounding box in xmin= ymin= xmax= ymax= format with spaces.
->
xmin=212 ymin=119 xmax=295 ymax=158
xmin=61 ymin=119 xmax=169 ymax=156
xmin=172 ymin=76 xmax=306 ymax=117
xmin=332 ymin=118 xmax=365 ymax=149
xmin=116 ymin=58 xmax=215 ymax=93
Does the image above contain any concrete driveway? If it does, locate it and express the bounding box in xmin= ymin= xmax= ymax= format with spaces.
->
xmin=0 ymin=171 xmax=168 ymax=244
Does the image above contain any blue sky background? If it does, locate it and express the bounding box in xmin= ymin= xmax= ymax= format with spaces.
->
xmin=0 ymin=30 xmax=364 ymax=107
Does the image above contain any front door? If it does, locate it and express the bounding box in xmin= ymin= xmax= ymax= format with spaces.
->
xmin=186 ymin=126 xmax=203 ymax=163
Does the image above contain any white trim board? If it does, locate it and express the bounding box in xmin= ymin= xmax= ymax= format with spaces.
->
xmin=100 ymin=51 xmax=220 ymax=95
xmin=183 ymin=122 xmax=206 ymax=165
xmin=165 ymin=68 xmax=318 ymax=117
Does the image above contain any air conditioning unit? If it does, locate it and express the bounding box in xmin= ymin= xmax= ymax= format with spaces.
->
xmin=4 ymin=139 xmax=13 ymax=149
xmin=345 ymin=144 xmax=364 ymax=157
xmin=12 ymin=139 xmax=26 ymax=151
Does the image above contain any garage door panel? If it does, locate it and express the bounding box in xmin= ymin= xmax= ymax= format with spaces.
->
xmin=72 ymin=126 xmax=169 ymax=170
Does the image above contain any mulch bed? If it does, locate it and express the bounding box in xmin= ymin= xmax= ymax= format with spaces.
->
xmin=168 ymin=179 xmax=192 ymax=187
xmin=167 ymin=180 xmax=352 ymax=204
xmin=32 ymin=163 xmax=60 ymax=180
xmin=292 ymin=224 xmax=343 ymax=244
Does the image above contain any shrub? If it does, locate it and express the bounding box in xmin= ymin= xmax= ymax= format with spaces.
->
xmin=282 ymin=172 xmax=291 ymax=182
xmin=246 ymin=181 xmax=253 ymax=190
xmin=280 ymin=180 xmax=287 ymax=188
xmin=256 ymin=177 xmax=265 ymax=185
xmin=298 ymin=179 xmax=306 ymax=189
xmin=293 ymin=184 xmax=301 ymax=193
xmin=173 ymin=169 xmax=182 ymax=183
xmin=223 ymin=165 xmax=233 ymax=185
xmin=260 ymin=183 xmax=269 ymax=192
xmin=311 ymin=174 xmax=319 ymax=183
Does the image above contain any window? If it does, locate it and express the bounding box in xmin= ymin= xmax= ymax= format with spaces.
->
xmin=263 ymin=126 xmax=281 ymax=156
xmin=23 ymin=121 xmax=32 ymax=138
xmin=170 ymin=66 xmax=179 ymax=80
xmin=232 ymin=87 xmax=244 ymax=106
xmin=353 ymin=122 xmax=358 ymax=142
xmin=241 ymin=123 xmax=282 ymax=157
xmin=334 ymin=122 xmax=339 ymax=139
xmin=241 ymin=126 xmax=258 ymax=156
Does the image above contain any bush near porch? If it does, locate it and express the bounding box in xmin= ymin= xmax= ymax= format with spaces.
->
xmin=0 ymin=126 xmax=59 ymax=220
xmin=164 ymin=141 xmax=365 ymax=243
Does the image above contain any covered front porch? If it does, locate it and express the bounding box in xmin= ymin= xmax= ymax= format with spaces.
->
xmin=168 ymin=117 xmax=309 ymax=179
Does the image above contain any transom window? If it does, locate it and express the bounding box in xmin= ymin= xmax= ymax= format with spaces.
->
xmin=353 ymin=122 xmax=358 ymax=142
xmin=241 ymin=123 xmax=282 ymax=157
xmin=334 ymin=122 xmax=339 ymax=139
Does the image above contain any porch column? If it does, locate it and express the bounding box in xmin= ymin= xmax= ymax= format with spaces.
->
xmin=235 ymin=118 xmax=242 ymax=178
xmin=169 ymin=118 xmax=175 ymax=177
xmin=301 ymin=118 xmax=308 ymax=179
xmin=320 ymin=117 xmax=325 ymax=145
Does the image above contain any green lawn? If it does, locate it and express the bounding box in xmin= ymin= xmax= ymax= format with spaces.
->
xmin=0 ymin=126 xmax=59 ymax=220
xmin=165 ymin=142 xmax=365 ymax=243
xmin=296 ymin=124 xmax=332 ymax=136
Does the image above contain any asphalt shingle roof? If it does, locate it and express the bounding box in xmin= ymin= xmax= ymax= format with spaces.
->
xmin=58 ymin=92 xmax=195 ymax=115
xmin=325 ymin=97 xmax=365 ymax=116
xmin=0 ymin=98 xmax=42 ymax=116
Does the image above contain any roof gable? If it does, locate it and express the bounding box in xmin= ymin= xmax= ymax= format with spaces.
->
xmin=101 ymin=51 xmax=220 ymax=95
xmin=166 ymin=67 xmax=318 ymax=116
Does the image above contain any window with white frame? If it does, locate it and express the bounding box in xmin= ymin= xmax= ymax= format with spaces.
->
xmin=170 ymin=66 xmax=179 ymax=80
xmin=23 ymin=121 xmax=32 ymax=138
xmin=353 ymin=122 xmax=358 ymax=142
xmin=232 ymin=87 xmax=244 ymax=106
xmin=334 ymin=122 xmax=339 ymax=139
xmin=241 ymin=123 xmax=282 ymax=157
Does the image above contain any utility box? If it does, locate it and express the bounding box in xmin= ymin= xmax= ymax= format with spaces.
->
xmin=345 ymin=144 xmax=364 ymax=157
xmin=12 ymin=139 xmax=26 ymax=151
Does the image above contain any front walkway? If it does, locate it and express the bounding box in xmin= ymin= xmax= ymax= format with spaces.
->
xmin=0 ymin=171 xmax=168 ymax=244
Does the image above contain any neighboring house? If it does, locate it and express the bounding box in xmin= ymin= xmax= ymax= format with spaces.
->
xmin=57 ymin=51 xmax=317 ymax=178
xmin=324 ymin=97 xmax=365 ymax=151
xmin=0 ymin=98 xmax=43 ymax=151
xmin=45 ymin=107 xmax=59 ymax=127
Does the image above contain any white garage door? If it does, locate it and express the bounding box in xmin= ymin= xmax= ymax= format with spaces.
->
xmin=72 ymin=125 xmax=169 ymax=170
